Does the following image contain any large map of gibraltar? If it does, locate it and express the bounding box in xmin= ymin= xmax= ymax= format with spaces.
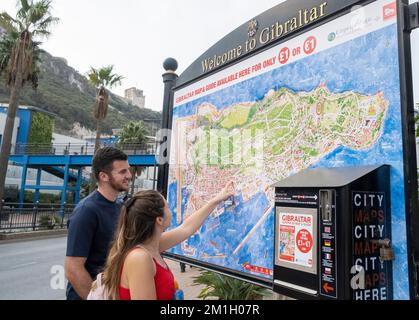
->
xmin=168 ymin=20 xmax=406 ymax=285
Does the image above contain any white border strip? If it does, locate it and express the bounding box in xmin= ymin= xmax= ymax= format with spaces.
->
xmin=274 ymin=280 xmax=318 ymax=295
xmin=174 ymin=0 xmax=397 ymax=108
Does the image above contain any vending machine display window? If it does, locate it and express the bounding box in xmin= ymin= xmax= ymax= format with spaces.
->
xmin=276 ymin=208 xmax=318 ymax=275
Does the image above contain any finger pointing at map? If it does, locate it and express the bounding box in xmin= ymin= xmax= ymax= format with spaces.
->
xmin=213 ymin=181 xmax=236 ymax=203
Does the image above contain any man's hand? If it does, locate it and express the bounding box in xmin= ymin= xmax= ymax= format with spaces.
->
xmin=65 ymin=257 xmax=93 ymax=300
xmin=212 ymin=181 xmax=235 ymax=204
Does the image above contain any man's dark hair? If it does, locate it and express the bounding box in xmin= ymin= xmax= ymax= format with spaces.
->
xmin=92 ymin=147 xmax=128 ymax=181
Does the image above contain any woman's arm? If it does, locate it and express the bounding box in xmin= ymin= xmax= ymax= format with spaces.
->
xmin=159 ymin=181 xmax=235 ymax=252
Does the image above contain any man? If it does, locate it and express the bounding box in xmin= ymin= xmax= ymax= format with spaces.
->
xmin=65 ymin=147 xmax=132 ymax=300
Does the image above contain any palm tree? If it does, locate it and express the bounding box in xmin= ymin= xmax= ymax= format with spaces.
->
xmin=87 ymin=65 xmax=123 ymax=191
xmin=118 ymin=121 xmax=149 ymax=195
xmin=0 ymin=0 xmax=59 ymax=202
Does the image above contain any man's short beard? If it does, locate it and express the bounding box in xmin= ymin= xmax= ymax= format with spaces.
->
xmin=108 ymin=174 xmax=129 ymax=193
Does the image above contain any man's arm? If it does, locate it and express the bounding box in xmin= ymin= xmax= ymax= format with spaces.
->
xmin=65 ymin=203 xmax=97 ymax=300
xmin=64 ymin=257 xmax=93 ymax=300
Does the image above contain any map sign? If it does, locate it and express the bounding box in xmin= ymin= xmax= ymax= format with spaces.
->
xmin=167 ymin=0 xmax=409 ymax=298
xmin=279 ymin=212 xmax=315 ymax=270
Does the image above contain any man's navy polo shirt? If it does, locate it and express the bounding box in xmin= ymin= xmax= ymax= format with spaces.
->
xmin=66 ymin=190 xmax=122 ymax=300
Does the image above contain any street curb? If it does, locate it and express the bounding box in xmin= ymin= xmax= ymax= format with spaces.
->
xmin=0 ymin=229 xmax=68 ymax=242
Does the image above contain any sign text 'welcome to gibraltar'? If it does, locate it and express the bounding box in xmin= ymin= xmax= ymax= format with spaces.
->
xmin=201 ymin=2 xmax=328 ymax=73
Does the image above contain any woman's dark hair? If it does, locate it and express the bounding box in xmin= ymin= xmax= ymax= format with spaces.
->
xmin=92 ymin=147 xmax=128 ymax=180
xmin=122 ymin=190 xmax=166 ymax=244
xmin=101 ymin=190 xmax=166 ymax=299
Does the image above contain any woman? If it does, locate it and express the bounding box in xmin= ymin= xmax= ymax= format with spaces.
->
xmin=101 ymin=181 xmax=235 ymax=300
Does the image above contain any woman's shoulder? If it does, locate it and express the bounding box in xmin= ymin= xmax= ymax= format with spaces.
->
xmin=126 ymin=247 xmax=152 ymax=260
xmin=125 ymin=247 xmax=155 ymax=272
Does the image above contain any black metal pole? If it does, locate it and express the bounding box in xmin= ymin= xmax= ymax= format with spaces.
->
xmin=397 ymin=0 xmax=419 ymax=299
xmin=32 ymin=201 xmax=39 ymax=231
xmin=0 ymin=200 xmax=3 ymax=226
xmin=157 ymin=58 xmax=178 ymax=198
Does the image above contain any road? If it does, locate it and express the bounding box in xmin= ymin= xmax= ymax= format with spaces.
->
xmin=0 ymin=235 xmax=206 ymax=300
xmin=0 ymin=236 xmax=276 ymax=300
xmin=0 ymin=236 xmax=67 ymax=300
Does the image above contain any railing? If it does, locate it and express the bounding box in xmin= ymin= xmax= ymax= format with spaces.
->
xmin=0 ymin=202 xmax=75 ymax=233
xmin=12 ymin=143 xmax=156 ymax=156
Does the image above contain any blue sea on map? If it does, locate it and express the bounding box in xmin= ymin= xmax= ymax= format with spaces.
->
xmin=167 ymin=23 xmax=409 ymax=299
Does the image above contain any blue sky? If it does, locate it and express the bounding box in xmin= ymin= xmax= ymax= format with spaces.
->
xmin=1 ymin=0 xmax=418 ymax=111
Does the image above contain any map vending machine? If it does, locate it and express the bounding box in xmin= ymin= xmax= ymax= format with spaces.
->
xmin=273 ymin=165 xmax=394 ymax=300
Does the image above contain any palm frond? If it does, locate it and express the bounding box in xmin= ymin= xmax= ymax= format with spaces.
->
xmin=87 ymin=67 xmax=101 ymax=87
xmin=118 ymin=121 xmax=149 ymax=145
xmin=35 ymin=15 xmax=59 ymax=34
xmin=0 ymin=35 xmax=14 ymax=75
xmin=108 ymin=74 xmax=124 ymax=89
xmin=15 ymin=0 xmax=58 ymax=39
xmin=0 ymin=12 xmax=19 ymax=34
xmin=31 ymin=29 xmax=50 ymax=37
xmin=27 ymin=0 xmax=51 ymax=25
xmin=0 ymin=25 xmax=42 ymax=89
xmin=99 ymin=65 xmax=113 ymax=84
xmin=16 ymin=0 xmax=29 ymax=25
xmin=87 ymin=65 xmax=123 ymax=90
xmin=19 ymin=0 xmax=31 ymax=13
xmin=192 ymin=270 xmax=269 ymax=300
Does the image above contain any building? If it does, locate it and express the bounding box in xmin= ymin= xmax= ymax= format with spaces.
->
xmin=124 ymin=87 xmax=146 ymax=109
xmin=1 ymin=104 xmax=158 ymax=204
xmin=142 ymin=119 xmax=161 ymax=137
xmin=0 ymin=108 xmax=21 ymax=153
xmin=0 ymin=104 xmax=56 ymax=152
xmin=83 ymin=134 xmax=119 ymax=147
xmin=0 ymin=105 xmax=60 ymax=201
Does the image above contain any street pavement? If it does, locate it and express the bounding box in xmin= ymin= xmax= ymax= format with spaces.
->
xmin=0 ymin=236 xmax=215 ymax=300
xmin=0 ymin=235 xmax=276 ymax=300
xmin=0 ymin=236 xmax=67 ymax=300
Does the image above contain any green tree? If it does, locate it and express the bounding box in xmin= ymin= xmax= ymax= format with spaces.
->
xmin=118 ymin=121 xmax=149 ymax=195
xmin=86 ymin=65 xmax=123 ymax=191
xmin=27 ymin=111 xmax=54 ymax=145
xmin=118 ymin=120 xmax=149 ymax=145
xmin=0 ymin=0 xmax=59 ymax=202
